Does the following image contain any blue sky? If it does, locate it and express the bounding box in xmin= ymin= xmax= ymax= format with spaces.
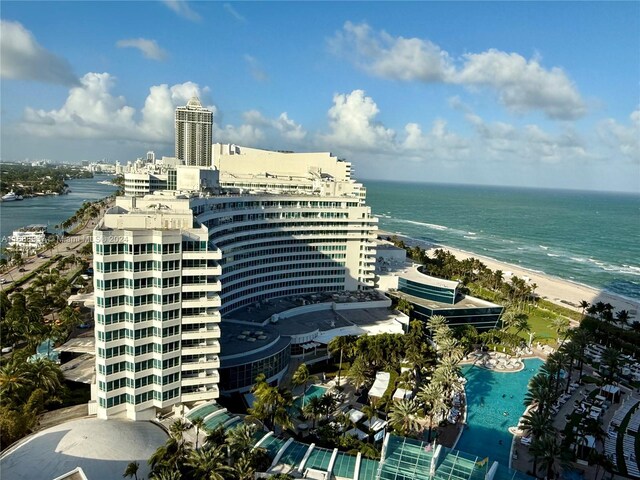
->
xmin=1 ymin=1 xmax=638 ymax=192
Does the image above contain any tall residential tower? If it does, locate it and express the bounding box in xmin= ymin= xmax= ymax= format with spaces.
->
xmin=175 ymin=97 xmax=212 ymax=167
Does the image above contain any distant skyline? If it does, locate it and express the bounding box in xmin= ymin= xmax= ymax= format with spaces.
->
xmin=1 ymin=1 xmax=638 ymax=193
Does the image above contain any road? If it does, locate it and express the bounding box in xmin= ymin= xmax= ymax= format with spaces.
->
xmin=0 ymin=203 xmax=110 ymax=291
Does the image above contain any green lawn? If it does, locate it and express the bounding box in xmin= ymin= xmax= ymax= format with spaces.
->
xmin=469 ymin=283 xmax=579 ymax=348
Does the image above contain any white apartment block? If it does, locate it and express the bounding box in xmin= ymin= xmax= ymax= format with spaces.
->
xmin=94 ymin=143 xmax=377 ymax=420
xmin=93 ymin=202 xmax=222 ymax=420
xmin=175 ymin=97 xmax=212 ymax=167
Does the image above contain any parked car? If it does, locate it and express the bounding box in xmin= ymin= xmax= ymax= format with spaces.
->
xmin=1 ymin=346 xmax=13 ymax=354
xmin=18 ymin=268 xmax=26 ymax=272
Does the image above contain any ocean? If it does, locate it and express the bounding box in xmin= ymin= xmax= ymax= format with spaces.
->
xmin=365 ymin=181 xmax=640 ymax=302
xmin=0 ymin=177 xmax=118 ymax=246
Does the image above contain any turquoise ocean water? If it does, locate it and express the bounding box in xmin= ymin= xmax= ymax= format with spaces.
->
xmin=0 ymin=177 xmax=118 ymax=246
xmin=366 ymin=181 xmax=640 ymax=302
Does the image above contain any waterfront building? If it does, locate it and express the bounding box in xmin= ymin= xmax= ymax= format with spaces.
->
xmin=123 ymin=172 xmax=168 ymax=197
xmin=93 ymin=200 xmax=221 ymax=420
xmin=8 ymin=224 xmax=47 ymax=253
xmin=94 ymin=140 xmax=378 ymax=419
xmin=376 ymin=246 xmax=504 ymax=330
xmin=175 ymin=97 xmax=212 ymax=167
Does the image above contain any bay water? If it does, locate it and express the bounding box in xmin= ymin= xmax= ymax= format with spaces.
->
xmin=366 ymin=181 xmax=640 ymax=302
xmin=0 ymin=177 xmax=118 ymax=245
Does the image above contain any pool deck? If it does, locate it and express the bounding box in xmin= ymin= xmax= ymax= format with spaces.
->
xmin=510 ymin=361 xmax=638 ymax=480
xmin=461 ymin=350 xmax=526 ymax=373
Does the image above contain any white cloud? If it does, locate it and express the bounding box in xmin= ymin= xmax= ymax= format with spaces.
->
xmin=0 ymin=20 xmax=77 ymax=85
xmin=320 ymin=90 xmax=395 ymax=151
xmin=223 ymin=3 xmax=246 ymax=22
xmin=214 ymin=110 xmax=306 ymax=146
xmin=329 ymin=21 xmax=453 ymax=82
xmin=20 ymin=73 xmax=209 ymax=143
xmin=116 ymin=38 xmax=167 ymax=61
xmin=330 ymin=22 xmax=586 ymax=120
xmin=18 ymin=71 xmax=306 ymax=151
xmin=243 ymin=54 xmax=269 ymax=82
xmin=162 ymin=0 xmax=201 ymax=22
xmin=140 ymin=82 xmax=213 ymax=141
xmin=402 ymin=120 xmax=470 ymax=161
xmin=455 ymin=50 xmax=586 ymax=119
xmin=464 ymin=110 xmax=589 ymax=164
xmin=596 ymin=108 xmax=640 ymax=162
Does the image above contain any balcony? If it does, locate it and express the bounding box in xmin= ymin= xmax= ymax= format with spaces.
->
xmin=181 ymin=343 xmax=220 ymax=355
xmin=181 ymin=312 xmax=221 ymax=325
xmin=181 ymin=327 xmax=221 ymax=341
xmin=181 ymin=370 xmax=220 ymax=385
xmin=181 ymin=387 xmax=219 ymax=403
xmin=183 ymin=250 xmax=221 ymax=261
xmin=182 ymin=281 xmax=221 ymax=293
xmin=182 ymin=266 xmax=222 ymax=276
xmin=181 ymin=356 xmax=220 ymax=370
xmin=182 ymin=296 xmax=221 ymax=308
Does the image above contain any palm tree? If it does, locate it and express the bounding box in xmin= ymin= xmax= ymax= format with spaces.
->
xmin=249 ymin=374 xmax=293 ymax=433
xmin=532 ymin=434 xmax=564 ymax=480
xmin=225 ymin=422 xmax=256 ymax=460
xmin=418 ymin=382 xmax=447 ymax=441
xmin=559 ymin=341 xmax=581 ymax=392
xmin=520 ymin=409 xmax=553 ymax=444
xmin=169 ymin=418 xmax=190 ymax=442
xmin=579 ymin=300 xmax=590 ymax=318
xmin=615 ymin=310 xmax=630 ymax=328
xmin=388 ymin=398 xmax=420 ymax=437
xmin=427 ymin=315 xmax=448 ymax=339
xmin=191 ymin=417 xmax=205 ymax=450
xmin=149 ymin=467 xmax=183 ymax=480
xmin=204 ymin=425 xmax=226 ymax=450
xmin=186 ymin=445 xmax=233 ymax=480
xmin=26 ymin=358 xmax=64 ymax=399
xmin=346 ymin=357 xmax=371 ymax=390
xmin=328 ymin=335 xmax=357 ymax=385
xmin=123 ymin=461 xmax=139 ymax=480
xmin=233 ymin=452 xmax=256 ymax=480
xmin=543 ymin=352 xmax=568 ymax=396
xmin=551 ymin=317 xmax=571 ymax=345
xmin=600 ymin=347 xmax=622 ymax=386
xmin=320 ymin=393 xmax=338 ymax=421
xmin=303 ymin=395 xmax=324 ymax=429
xmin=291 ymin=363 xmax=318 ymax=408
xmin=571 ymin=328 xmax=592 ymax=380
xmin=149 ymin=437 xmax=189 ymax=476
xmin=396 ymin=297 xmax=414 ymax=318
xmin=0 ymin=357 xmax=32 ymax=405
xmin=524 ymin=373 xmax=555 ymax=417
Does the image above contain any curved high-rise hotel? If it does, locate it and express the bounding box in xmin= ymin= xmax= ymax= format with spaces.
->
xmin=93 ymin=103 xmax=378 ymax=419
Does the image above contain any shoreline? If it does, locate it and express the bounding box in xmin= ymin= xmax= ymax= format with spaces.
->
xmin=380 ymin=230 xmax=640 ymax=316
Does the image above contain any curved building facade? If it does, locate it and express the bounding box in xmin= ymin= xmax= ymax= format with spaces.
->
xmin=94 ymin=144 xmax=378 ymax=419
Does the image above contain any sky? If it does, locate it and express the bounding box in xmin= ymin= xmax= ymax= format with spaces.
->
xmin=1 ymin=1 xmax=639 ymax=193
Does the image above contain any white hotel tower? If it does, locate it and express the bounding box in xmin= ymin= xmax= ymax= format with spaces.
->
xmin=93 ymin=203 xmax=222 ymax=419
xmin=95 ymin=113 xmax=377 ymax=420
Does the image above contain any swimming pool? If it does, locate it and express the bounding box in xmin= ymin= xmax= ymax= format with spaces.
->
xmin=293 ymin=385 xmax=328 ymax=410
xmin=456 ymin=358 xmax=544 ymax=467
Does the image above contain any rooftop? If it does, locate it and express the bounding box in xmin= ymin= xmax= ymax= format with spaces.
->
xmin=0 ymin=418 xmax=167 ymax=480
xmin=395 ymin=289 xmax=502 ymax=311
xmin=400 ymin=265 xmax=461 ymax=290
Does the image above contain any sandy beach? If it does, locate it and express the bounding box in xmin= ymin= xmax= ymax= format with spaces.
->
xmin=380 ymin=232 xmax=640 ymax=317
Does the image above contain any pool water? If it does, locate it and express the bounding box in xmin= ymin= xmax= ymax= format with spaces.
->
xmin=293 ymin=385 xmax=328 ymax=410
xmin=456 ymin=358 xmax=544 ymax=466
